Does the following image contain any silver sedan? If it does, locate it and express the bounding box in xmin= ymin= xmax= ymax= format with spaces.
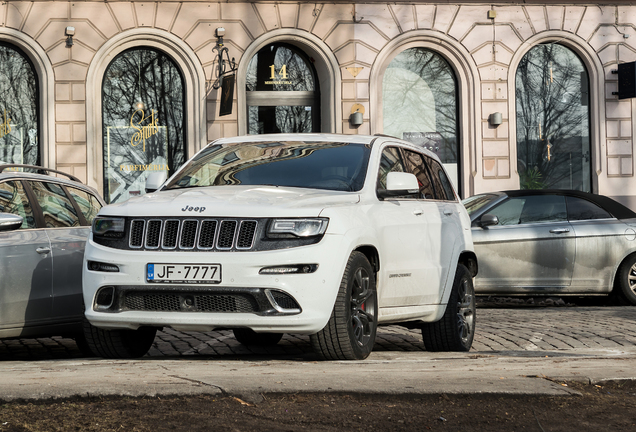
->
xmin=463 ymin=190 xmax=636 ymax=305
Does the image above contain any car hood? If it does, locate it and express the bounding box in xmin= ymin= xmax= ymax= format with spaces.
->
xmin=98 ymin=186 xmax=360 ymax=218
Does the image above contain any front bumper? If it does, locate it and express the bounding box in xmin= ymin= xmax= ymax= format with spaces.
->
xmin=83 ymin=234 xmax=349 ymax=334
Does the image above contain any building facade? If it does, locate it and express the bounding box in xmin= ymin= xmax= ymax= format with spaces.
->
xmin=0 ymin=1 xmax=635 ymax=206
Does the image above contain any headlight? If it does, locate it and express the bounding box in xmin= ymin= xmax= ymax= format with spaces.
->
xmin=93 ymin=217 xmax=125 ymax=237
xmin=268 ymin=218 xmax=328 ymax=238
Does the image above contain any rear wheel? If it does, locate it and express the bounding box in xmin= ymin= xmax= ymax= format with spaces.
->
xmin=310 ymin=252 xmax=377 ymax=360
xmin=83 ymin=319 xmax=157 ymax=359
xmin=421 ymin=264 xmax=475 ymax=352
xmin=615 ymin=255 xmax=636 ymax=305
xmin=233 ymin=328 xmax=283 ymax=346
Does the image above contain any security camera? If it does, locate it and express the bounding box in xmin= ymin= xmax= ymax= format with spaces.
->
xmin=65 ymin=26 xmax=75 ymax=36
xmin=215 ymin=27 xmax=226 ymax=38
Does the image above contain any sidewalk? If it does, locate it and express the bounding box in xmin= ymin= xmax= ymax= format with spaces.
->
xmin=1 ymin=307 xmax=635 ymax=401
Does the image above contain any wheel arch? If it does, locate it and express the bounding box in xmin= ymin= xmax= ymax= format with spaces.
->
xmin=354 ymin=245 xmax=380 ymax=274
xmin=458 ymin=251 xmax=478 ymax=278
xmin=612 ymin=251 xmax=636 ymax=290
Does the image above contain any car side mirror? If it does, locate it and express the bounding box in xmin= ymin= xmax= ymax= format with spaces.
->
xmin=145 ymin=171 xmax=168 ymax=193
xmin=479 ymin=213 xmax=499 ymax=227
xmin=0 ymin=213 xmax=23 ymax=232
xmin=377 ymin=172 xmax=419 ymax=199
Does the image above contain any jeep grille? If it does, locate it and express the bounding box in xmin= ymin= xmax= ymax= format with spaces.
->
xmin=128 ymin=218 xmax=258 ymax=251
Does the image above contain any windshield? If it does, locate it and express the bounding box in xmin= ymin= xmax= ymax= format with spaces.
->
xmin=462 ymin=193 xmax=500 ymax=216
xmin=165 ymin=141 xmax=371 ymax=192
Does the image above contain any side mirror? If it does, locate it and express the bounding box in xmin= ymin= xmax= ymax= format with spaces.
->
xmin=377 ymin=172 xmax=419 ymax=199
xmin=479 ymin=213 xmax=499 ymax=227
xmin=145 ymin=171 xmax=168 ymax=193
xmin=0 ymin=213 xmax=23 ymax=232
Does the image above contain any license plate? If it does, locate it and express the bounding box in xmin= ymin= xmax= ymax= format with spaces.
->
xmin=147 ymin=263 xmax=222 ymax=284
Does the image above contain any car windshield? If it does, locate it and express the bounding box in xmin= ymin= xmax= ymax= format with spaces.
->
xmin=462 ymin=193 xmax=500 ymax=216
xmin=164 ymin=141 xmax=371 ymax=192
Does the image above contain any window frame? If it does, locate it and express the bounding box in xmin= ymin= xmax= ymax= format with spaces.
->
xmin=20 ymin=180 xmax=99 ymax=228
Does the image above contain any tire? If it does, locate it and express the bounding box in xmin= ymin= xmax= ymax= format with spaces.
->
xmin=233 ymin=328 xmax=283 ymax=346
xmin=421 ymin=264 xmax=476 ymax=352
xmin=310 ymin=251 xmax=377 ymax=360
xmin=73 ymin=332 xmax=97 ymax=357
xmin=83 ymin=319 xmax=157 ymax=359
xmin=615 ymin=255 xmax=636 ymax=305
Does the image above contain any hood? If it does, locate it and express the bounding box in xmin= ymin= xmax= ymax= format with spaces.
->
xmin=99 ymin=185 xmax=360 ymax=218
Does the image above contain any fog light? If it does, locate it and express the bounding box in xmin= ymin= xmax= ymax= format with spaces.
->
xmin=88 ymin=261 xmax=120 ymax=272
xmin=259 ymin=264 xmax=318 ymax=275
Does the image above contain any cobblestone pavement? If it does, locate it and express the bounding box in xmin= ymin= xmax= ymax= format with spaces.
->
xmin=1 ymin=306 xmax=635 ymax=361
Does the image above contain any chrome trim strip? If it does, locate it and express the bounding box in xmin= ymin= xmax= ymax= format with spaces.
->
xmin=236 ymin=220 xmax=258 ymax=250
xmin=162 ymin=219 xmax=180 ymax=250
xmin=144 ymin=219 xmax=163 ymax=250
xmin=216 ymin=220 xmax=237 ymax=250
xmin=197 ymin=219 xmax=218 ymax=250
xmin=129 ymin=219 xmax=145 ymax=249
xmin=179 ymin=219 xmax=199 ymax=250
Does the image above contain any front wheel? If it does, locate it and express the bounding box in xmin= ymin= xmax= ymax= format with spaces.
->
xmin=310 ymin=251 xmax=377 ymax=360
xmin=83 ymin=319 xmax=157 ymax=359
xmin=421 ymin=264 xmax=476 ymax=352
xmin=615 ymin=255 xmax=636 ymax=305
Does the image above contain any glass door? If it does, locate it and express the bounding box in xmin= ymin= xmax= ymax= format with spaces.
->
xmin=246 ymin=43 xmax=320 ymax=134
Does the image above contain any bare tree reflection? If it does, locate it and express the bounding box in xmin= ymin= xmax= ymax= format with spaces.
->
xmin=383 ymin=48 xmax=458 ymax=165
xmin=102 ymin=49 xmax=185 ymax=202
xmin=516 ymin=43 xmax=590 ymax=191
xmin=0 ymin=43 xmax=39 ymax=166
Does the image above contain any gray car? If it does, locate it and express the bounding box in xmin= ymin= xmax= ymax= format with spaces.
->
xmin=463 ymin=190 xmax=636 ymax=305
xmin=0 ymin=164 xmax=104 ymax=348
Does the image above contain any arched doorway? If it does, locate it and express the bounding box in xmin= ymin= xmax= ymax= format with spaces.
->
xmin=245 ymin=43 xmax=320 ymax=134
xmin=382 ymin=48 xmax=460 ymax=194
xmin=102 ymin=48 xmax=186 ymax=203
xmin=516 ymin=43 xmax=591 ymax=192
xmin=0 ymin=42 xmax=39 ymax=166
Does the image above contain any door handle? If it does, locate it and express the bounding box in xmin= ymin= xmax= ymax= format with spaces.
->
xmin=413 ymin=209 xmax=423 ymax=216
xmin=443 ymin=210 xmax=453 ymax=216
xmin=549 ymin=228 xmax=570 ymax=234
xmin=36 ymin=247 xmax=51 ymax=254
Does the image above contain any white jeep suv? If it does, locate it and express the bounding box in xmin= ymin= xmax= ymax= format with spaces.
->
xmin=83 ymin=134 xmax=478 ymax=360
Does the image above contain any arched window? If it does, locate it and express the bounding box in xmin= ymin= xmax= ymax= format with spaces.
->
xmin=516 ymin=43 xmax=591 ymax=192
xmin=0 ymin=42 xmax=39 ymax=166
xmin=246 ymin=43 xmax=320 ymax=134
xmin=383 ymin=48 xmax=460 ymax=193
xmin=102 ymin=48 xmax=185 ymax=203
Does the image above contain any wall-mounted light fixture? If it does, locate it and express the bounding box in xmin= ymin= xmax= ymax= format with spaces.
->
xmin=65 ymin=26 xmax=75 ymax=48
xmin=212 ymin=27 xmax=237 ymax=90
xmin=489 ymin=112 xmax=503 ymax=127
xmin=349 ymin=104 xmax=365 ymax=128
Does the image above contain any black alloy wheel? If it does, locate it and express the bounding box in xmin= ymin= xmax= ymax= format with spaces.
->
xmin=311 ymin=251 xmax=378 ymax=360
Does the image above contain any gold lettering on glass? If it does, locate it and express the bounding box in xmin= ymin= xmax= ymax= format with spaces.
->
xmin=119 ymin=164 xmax=170 ymax=172
xmin=130 ymin=109 xmax=159 ymax=152
xmin=265 ymin=64 xmax=291 ymax=85
xmin=0 ymin=110 xmax=12 ymax=139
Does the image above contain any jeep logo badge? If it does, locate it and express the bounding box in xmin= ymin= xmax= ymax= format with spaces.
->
xmin=181 ymin=205 xmax=206 ymax=213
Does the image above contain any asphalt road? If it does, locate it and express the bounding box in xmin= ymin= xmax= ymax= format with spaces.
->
xmin=1 ymin=305 xmax=635 ymax=402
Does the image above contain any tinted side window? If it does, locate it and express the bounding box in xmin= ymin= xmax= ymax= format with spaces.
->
xmin=487 ymin=197 xmax=525 ymax=225
xmin=0 ymin=181 xmax=36 ymax=229
xmin=566 ymin=196 xmax=612 ymax=221
xmin=403 ymin=149 xmax=435 ymax=199
xmin=29 ymin=181 xmax=81 ymax=228
xmin=377 ymin=147 xmax=406 ymax=190
xmin=489 ymin=195 xmax=567 ymax=225
xmin=67 ymin=187 xmax=103 ymax=224
xmin=425 ymin=156 xmax=455 ymax=201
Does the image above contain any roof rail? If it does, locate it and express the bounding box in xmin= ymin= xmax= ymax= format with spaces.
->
xmin=0 ymin=164 xmax=82 ymax=183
